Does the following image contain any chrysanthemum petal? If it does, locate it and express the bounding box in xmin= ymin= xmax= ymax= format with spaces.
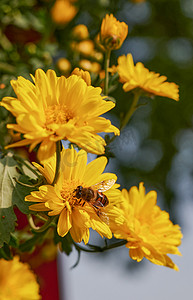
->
xmin=32 ymin=162 xmax=54 ymax=184
xmin=37 ymin=139 xmax=56 ymax=162
xmin=5 ymin=138 xmax=32 ymax=149
xmin=83 ymin=156 xmax=107 ymax=186
xmin=29 ymin=203 xmax=49 ymax=211
xmin=71 ymin=149 xmax=87 ymax=181
xmin=57 ymin=208 xmax=72 ymax=237
xmin=70 ymin=208 xmax=90 ymax=243
xmin=129 ymin=248 xmax=144 ymax=262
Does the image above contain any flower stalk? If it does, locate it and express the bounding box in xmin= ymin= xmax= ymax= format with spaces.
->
xmin=120 ymin=90 xmax=141 ymax=131
xmin=104 ymin=49 xmax=111 ymax=96
xmin=52 ymin=141 xmax=62 ymax=186
xmin=106 ymin=91 xmax=141 ymax=146
xmin=73 ymin=239 xmax=127 ymax=253
xmin=30 ymin=216 xmax=57 ymax=233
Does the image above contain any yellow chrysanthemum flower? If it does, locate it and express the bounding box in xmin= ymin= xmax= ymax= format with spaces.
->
xmin=0 ymin=256 xmax=41 ymax=300
xmin=71 ymin=68 xmax=91 ymax=85
xmin=116 ymin=53 xmax=179 ymax=100
xmin=25 ymin=146 xmax=121 ymax=243
xmin=111 ymin=183 xmax=182 ymax=270
xmin=100 ymin=14 xmax=128 ymax=50
xmin=1 ymin=69 xmax=119 ymax=161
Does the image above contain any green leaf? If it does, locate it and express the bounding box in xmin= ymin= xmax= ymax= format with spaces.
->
xmin=0 ymin=152 xmax=39 ymax=247
xmin=54 ymin=231 xmax=73 ymax=256
xmin=0 ymin=242 xmax=12 ymax=260
xmin=19 ymin=231 xmax=45 ymax=253
xmin=0 ymin=208 xmax=17 ymax=247
xmin=9 ymin=233 xmax=19 ymax=248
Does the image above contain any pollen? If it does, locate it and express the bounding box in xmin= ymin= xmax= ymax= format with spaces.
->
xmin=60 ymin=179 xmax=82 ymax=206
xmin=45 ymin=104 xmax=73 ymax=126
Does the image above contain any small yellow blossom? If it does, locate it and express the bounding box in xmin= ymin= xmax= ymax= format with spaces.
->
xmin=1 ymin=69 xmax=119 ymax=161
xmin=25 ymin=146 xmax=121 ymax=243
xmin=51 ymin=0 xmax=78 ymax=25
xmin=100 ymin=14 xmax=128 ymax=50
xmin=111 ymin=183 xmax=182 ymax=270
xmin=72 ymin=24 xmax=89 ymax=40
xmin=116 ymin=53 xmax=179 ymax=100
xmin=57 ymin=57 xmax=71 ymax=74
xmin=71 ymin=67 xmax=91 ymax=85
xmin=0 ymin=256 xmax=41 ymax=300
xmin=77 ymin=40 xmax=95 ymax=56
xmin=79 ymin=59 xmax=101 ymax=73
xmin=91 ymin=51 xmax=104 ymax=62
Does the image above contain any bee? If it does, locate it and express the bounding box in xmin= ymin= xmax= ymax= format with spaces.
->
xmin=74 ymin=179 xmax=115 ymax=221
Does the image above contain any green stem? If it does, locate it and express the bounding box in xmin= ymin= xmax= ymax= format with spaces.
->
xmin=14 ymin=177 xmax=44 ymax=188
xmin=106 ymin=91 xmax=141 ymax=146
xmin=30 ymin=216 xmax=57 ymax=233
xmin=36 ymin=213 xmax=49 ymax=222
xmin=73 ymin=239 xmax=127 ymax=253
xmin=52 ymin=141 xmax=61 ymax=186
xmin=28 ymin=214 xmax=41 ymax=230
xmin=120 ymin=91 xmax=141 ymax=131
xmin=13 ymin=154 xmax=41 ymax=178
xmin=104 ymin=50 xmax=111 ymax=96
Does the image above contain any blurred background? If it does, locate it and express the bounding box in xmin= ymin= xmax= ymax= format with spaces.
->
xmin=0 ymin=0 xmax=193 ymax=299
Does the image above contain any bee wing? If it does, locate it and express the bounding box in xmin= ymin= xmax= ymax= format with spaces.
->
xmin=91 ymin=179 xmax=115 ymax=192
xmin=98 ymin=211 xmax=109 ymax=225
xmin=92 ymin=206 xmax=109 ymax=225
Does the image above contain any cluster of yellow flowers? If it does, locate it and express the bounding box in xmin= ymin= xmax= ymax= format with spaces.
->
xmin=0 ymin=15 xmax=182 ymax=298
xmin=0 ymin=256 xmax=40 ymax=300
xmin=57 ymin=23 xmax=104 ymax=76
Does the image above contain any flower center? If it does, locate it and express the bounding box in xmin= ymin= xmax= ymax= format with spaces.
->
xmin=60 ymin=179 xmax=83 ymax=208
xmin=45 ymin=104 xmax=73 ymax=126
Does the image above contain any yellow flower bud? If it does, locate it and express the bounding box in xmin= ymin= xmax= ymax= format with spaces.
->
xmin=100 ymin=14 xmax=128 ymax=50
xmin=79 ymin=59 xmax=101 ymax=73
xmin=72 ymin=24 xmax=89 ymax=40
xmin=51 ymin=0 xmax=78 ymax=25
xmin=57 ymin=57 xmax=71 ymax=74
xmin=91 ymin=51 xmax=104 ymax=62
xmin=91 ymin=61 xmax=101 ymax=73
xmin=77 ymin=40 xmax=95 ymax=56
xmin=71 ymin=67 xmax=91 ymax=85
xmin=79 ymin=59 xmax=92 ymax=71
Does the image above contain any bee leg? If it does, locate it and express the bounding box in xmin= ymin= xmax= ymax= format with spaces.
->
xmin=97 ymin=210 xmax=101 ymax=217
xmin=93 ymin=205 xmax=100 ymax=216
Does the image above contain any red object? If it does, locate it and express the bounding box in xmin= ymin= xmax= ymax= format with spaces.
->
xmin=15 ymin=209 xmax=60 ymax=300
xmin=35 ymin=259 xmax=60 ymax=300
xmin=4 ymin=25 xmax=41 ymax=44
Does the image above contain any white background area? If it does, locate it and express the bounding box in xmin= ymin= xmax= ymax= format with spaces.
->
xmin=58 ymin=200 xmax=193 ymax=300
